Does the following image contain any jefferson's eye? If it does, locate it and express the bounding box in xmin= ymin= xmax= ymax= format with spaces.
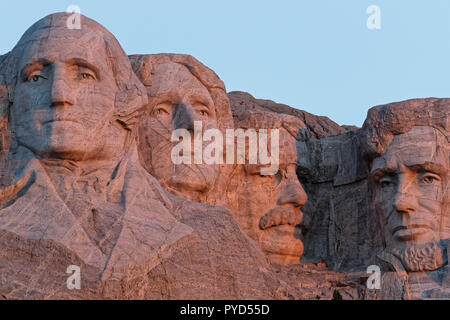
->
xmin=152 ymin=105 xmax=170 ymax=117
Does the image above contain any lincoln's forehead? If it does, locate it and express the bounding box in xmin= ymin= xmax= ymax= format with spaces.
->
xmin=371 ymin=126 xmax=448 ymax=173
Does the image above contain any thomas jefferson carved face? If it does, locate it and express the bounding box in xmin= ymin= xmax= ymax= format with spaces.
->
xmin=371 ymin=126 xmax=449 ymax=251
xmin=227 ymin=127 xmax=308 ymax=265
xmin=137 ymin=62 xmax=219 ymax=200
xmin=11 ymin=29 xmax=126 ymax=161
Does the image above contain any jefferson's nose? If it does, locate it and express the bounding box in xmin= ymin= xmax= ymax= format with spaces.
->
xmin=172 ymin=103 xmax=202 ymax=133
xmin=278 ymin=176 xmax=308 ymax=208
xmin=50 ymin=67 xmax=74 ymax=107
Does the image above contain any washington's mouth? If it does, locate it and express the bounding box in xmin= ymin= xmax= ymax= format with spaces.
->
xmin=392 ymin=224 xmax=432 ymax=240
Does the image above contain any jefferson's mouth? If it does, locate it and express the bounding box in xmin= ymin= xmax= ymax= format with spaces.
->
xmin=392 ymin=224 xmax=432 ymax=240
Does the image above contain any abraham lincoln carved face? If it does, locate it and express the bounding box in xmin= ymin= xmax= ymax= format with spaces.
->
xmin=371 ymin=126 xmax=448 ymax=250
xmin=362 ymin=99 xmax=449 ymax=272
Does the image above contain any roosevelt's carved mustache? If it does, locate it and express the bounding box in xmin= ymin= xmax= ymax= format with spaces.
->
xmin=259 ymin=206 xmax=303 ymax=230
xmin=391 ymin=224 xmax=432 ymax=235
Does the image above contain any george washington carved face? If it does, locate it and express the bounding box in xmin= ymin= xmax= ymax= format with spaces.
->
xmin=10 ymin=23 xmax=132 ymax=162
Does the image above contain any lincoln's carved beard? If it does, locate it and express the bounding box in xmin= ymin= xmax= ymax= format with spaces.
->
xmin=388 ymin=241 xmax=448 ymax=272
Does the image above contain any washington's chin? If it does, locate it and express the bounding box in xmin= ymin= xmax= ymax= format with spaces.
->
xmin=259 ymin=225 xmax=304 ymax=265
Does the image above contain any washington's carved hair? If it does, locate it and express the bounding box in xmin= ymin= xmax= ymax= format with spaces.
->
xmin=1 ymin=12 xmax=148 ymax=130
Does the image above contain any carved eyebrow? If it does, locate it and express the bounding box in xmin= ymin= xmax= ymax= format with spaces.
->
xmin=408 ymin=162 xmax=446 ymax=176
xmin=66 ymin=58 xmax=101 ymax=80
xmin=20 ymin=59 xmax=51 ymax=80
xmin=190 ymin=93 xmax=213 ymax=109
xmin=370 ymin=166 xmax=396 ymax=177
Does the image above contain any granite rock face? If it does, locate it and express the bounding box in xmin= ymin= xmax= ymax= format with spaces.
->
xmin=0 ymin=12 xmax=448 ymax=300
xmin=228 ymin=91 xmax=353 ymax=139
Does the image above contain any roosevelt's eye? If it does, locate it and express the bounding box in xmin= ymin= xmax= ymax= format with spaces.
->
xmin=420 ymin=174 xmax=440 ymax=185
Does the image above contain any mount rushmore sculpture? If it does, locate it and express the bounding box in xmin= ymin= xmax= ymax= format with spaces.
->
xmin=0 ymin=12 xmax=447 ymax=300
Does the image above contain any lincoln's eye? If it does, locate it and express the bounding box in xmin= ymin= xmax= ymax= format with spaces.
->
xmin=381 ymin=181 xmax=391 ymax=188
xmin=379 ymin=177 xmax=393 ymax=188
xmin=421 ymin=175 xmax=439 ymax=185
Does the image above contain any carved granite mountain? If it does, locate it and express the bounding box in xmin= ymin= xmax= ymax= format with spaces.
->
xmin=0 ymin=12 xmax=447 ymax=301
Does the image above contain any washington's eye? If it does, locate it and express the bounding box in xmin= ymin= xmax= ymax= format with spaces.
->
xmin=420 ymin=174 xmax=440 ymax=185
xmin=26 ymin=71 xmax=45 ymax=83
xmin=197 ymin=109 xmax=209 ymax=117
xmin=79 ymin=71 xmax=96 ymax=81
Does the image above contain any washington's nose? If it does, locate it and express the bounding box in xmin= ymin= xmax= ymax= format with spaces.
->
xmin=278 ymin=179 xmax=308 ymax=208
xmin=50 ymin=68 xmax=74 ymax=107
xmin=172 ymin=103 xmax=202 ymax=133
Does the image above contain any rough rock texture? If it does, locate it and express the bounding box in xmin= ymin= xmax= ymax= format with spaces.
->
xmin=0 ymin=13 xmax=285 ymax=300
xmin=228 ymin=91 xmax=353 ymax=139
xmin=0 ymin=12 xmax=448 ymax=301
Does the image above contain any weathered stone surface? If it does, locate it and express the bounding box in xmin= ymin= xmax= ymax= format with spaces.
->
xmin=0 ymin=13 xmax=286 ymax=300
xmin=0 ymin=12 xmax=448 ymax=301
xmin=360 ymin=98 xmax=449 ymax=299
xmin=228 ymin=91 xmax=352 ymax=139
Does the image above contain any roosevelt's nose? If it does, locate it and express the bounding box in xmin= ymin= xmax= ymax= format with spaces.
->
xmin=394 ymin=175 xmax=419 ymax=215
xmin=50 ymin=66 xmax=74 ymax=107
xmin=172 ymin=103 xmax=202 ymax=133
xmin=277 ymin=172 xmax=308 ymax=209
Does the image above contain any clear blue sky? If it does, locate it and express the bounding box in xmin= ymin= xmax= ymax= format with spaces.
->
xmin=1 ymin=0 xmax=449 ymax=126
